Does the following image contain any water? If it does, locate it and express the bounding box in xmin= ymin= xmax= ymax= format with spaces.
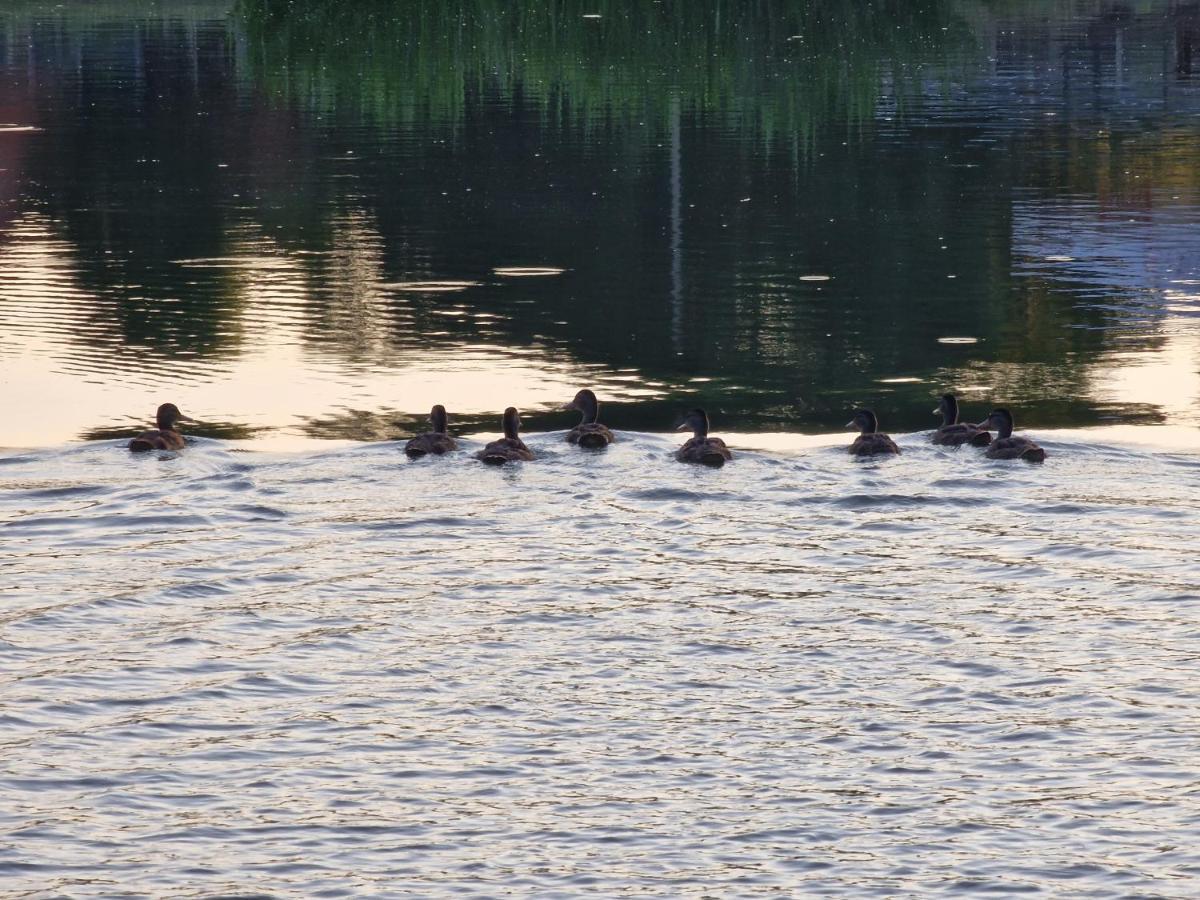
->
xmin=1 ymin=0 xmax=1200 ymax=443
xmin=3 ymin=433 xmax=1200 ymax=895
xmin=3 ymin=0 xmax=1200 ymax=895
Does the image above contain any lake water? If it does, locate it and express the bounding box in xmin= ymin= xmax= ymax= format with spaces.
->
xmin=2 ymin=1 xmax=1200 ymax=896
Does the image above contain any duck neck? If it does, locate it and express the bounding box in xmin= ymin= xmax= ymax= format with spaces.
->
xmin=692 ymin=420 xmax=709 ymax=440
xmin=157 ymin=413 xmax=178 ymax=432
xmin=941 ymin=398 xmax=958 ymax=427
xmin=995 ymin=418 xmax=1013 ymax=440
xmin=503 ymin=415 xmax=520 ymax=440
xmin=430 ymin=407 xmax=448 ymax=434
xmin=579 ymin=397 xmax=599 ymax=425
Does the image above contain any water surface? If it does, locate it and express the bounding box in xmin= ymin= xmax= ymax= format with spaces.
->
xmin=3 ymin=432 xmax=1200 ymax=895
xmin=1 ymin=0 xmax=1199 ymax=444
xmin=2 ymin=1 xmax=1200 ymax=896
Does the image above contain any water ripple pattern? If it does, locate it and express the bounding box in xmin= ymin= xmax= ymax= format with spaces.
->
xmin=2 ymin=433 xmax=1199 ymax=896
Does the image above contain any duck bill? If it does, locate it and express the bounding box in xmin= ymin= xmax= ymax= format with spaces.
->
xmin=844 ymin=419 xmax=856 ymax=428
xmin=557 ymin=403 xmax=577 ymax=412
xmin=674 ymin=422 xmax=689 ymax=431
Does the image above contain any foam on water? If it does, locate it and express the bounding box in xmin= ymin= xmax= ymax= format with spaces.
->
xmin=2 ymin=431 xmax=1198 ymax=895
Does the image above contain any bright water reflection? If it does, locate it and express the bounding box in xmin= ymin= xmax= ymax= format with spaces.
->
xmin=0 ymin=1 xmax=1199 ymax=444
xmin=2 ymin=435 xmax=1199 ymax=894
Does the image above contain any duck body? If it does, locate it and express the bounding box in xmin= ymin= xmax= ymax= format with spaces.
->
xmin=129 ymin=403 xmax=192 ymax=452
xmin=476 ymin=407 xmax=534 ymax=465
xmin=981 ymin=409 xmax=1046 ymax=462
xmin=568 ymin=422 xmax=615 ymax=449
xmin=562 ymin=389 xmax=615 ymax=448
xmin=675 ymin=409 xmax=732 ymax=466
xmin=931 ymin=394 xmax=991 ymax=447
xmin=847 ymin=409 xmax=900 ymax=456
xmin=405 ymin=405 xmax=458 ymax=458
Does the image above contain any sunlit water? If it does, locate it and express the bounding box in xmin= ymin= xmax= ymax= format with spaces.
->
xmin=3 ymin=431 xmax=1200 ymax=895
xmin=3 ymin=0 xmax=1200 ymax=894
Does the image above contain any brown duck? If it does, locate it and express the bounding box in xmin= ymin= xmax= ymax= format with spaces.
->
xmin=129 ymin=403 xmax=194 ymax=452
xmin=561 ymin=389 xmax=614 ymax=448
xmin=847 ymin=409 xmax=900 ymax=456
xmin=675 ymin=408 xmax=732 ymax=466
xmin=979 ymin=409 xmax=1046 ymax=462
xmin=404 ymin=405 xmax=458 ymax=458
xmin=931 ymin=394 xmax=991 ymax=447
xmin=476 ymin=407 xmax=535 ymax=465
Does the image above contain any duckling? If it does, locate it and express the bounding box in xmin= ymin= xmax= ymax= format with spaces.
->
xmin=847 ymin=409 xmax=900 ymax=456
xmin=404 ymin=404 xmax=457 ymax=458
xmin=561 ymin=389 xmax=614 ymax=448
xmin=675 ymin=408 xmax=732 ymax=466
xmin=931 ymin=393 xmax=991 ymax=447
xmin=129 ymin=403 xmax=194 ymax=452
xmin=476 ymin=407 xmax=535 ymax=465
xmin=979 ymin=408 xmax=1046 ymax=462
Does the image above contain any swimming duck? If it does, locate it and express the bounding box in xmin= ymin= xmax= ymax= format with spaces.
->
xmin=404 ymin=404 xmax=458 ymax=458
xmin=979 ymin=409 xmax=1046 ymax=462
xmin=847 ymin=409 xmax=900 ymax=456
xmin=675 ymin=408 xmax=732 ymax=466
xmin=932 ymin=393 xmax=991 ymax=447
xmin=561 ymin=389 xmax=614 ymax=448
xmin=129 ymin=403 xmax=194 ymax=452
xmin=476 ymin=407 xmax=535 ymax=465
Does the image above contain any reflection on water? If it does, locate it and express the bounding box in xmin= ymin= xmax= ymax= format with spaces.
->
xmin=3 ymin=4 xmax=1200 ymax=893
xmin=1 ymin=1 xmax=1199 ymax=444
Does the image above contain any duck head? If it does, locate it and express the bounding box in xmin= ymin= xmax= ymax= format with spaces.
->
xmin=156 ymin=403 xmax=194 ymax=431
xmin=846 ymin=409 xmax=879 ymax=435
xmin=430 ymin=404 xmax=449 ymax=434
xmin=980 ymin=408 xmax=1015 ymax=439
xmin=561 ymin=388 xmax=600 ymax=424
xmin=502 ymin=406 xmax=522 ymax=440
xmin=676 ymin=408 xmax=710 ymax=439
xmin=933 ymin=393 xmax=959 ymax=426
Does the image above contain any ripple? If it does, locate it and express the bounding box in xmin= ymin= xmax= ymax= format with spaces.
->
xmin=380 ymin=280 xmax=482 ymax=292
xmin=492 ymin=266 xmax=566 ymax=277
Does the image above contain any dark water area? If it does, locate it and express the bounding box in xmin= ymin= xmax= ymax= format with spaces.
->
xmin=1 ymin=0 xmax=1198 ymax=445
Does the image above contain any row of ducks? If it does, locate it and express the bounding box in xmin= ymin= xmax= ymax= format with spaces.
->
xmin=851 ymin=393 xmax=1046 ymax=462
xmin=130 ymin=391 xmax=1046 ymax=465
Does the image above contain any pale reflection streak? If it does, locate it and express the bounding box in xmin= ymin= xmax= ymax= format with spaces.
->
xmin=1012 ymin=198 xmax=1200 ymax=425
xmin=0 ymin=212 xmax=651 ymax=446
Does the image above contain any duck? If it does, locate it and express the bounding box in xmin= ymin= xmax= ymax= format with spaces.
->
xmin=675 ymin=408 xmax=732 ymax=466
xmin=931 ymin=393 xmax=991 ymax=447
xmin=979 ymin=408 xmax=1046 ymax=462
xmin=476 ymin=407 xmax=535 ymax=465
xmin=129 ymin=403 xmax=194 ymax=452
xmin=404 ymin=404 xmax=457 ymax=458
xmin=847 ymin=409 xmax=900 ymax=456
xmin=561 ymin=389 xmax=614 ymax=448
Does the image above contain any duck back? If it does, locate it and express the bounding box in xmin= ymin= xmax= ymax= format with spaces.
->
xmin=932 ymin=424 xmax=991 ymax=447
xmin=568 ymin=422 xmax=614 ymax=448
xmin=985 ymin=436 xmax=1045 ymax=462
xmin=129 ymin=429 xmax=185 ymax=452
xmin=476 ymin=437 xmax=534 ymax=465
xmin=849 ymin=433 xmax=900 ymax=456
xmin=405 ymin=433 xmax=457 ymax=458
xmin=675 ymin=436 xmax=732 ymax=466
